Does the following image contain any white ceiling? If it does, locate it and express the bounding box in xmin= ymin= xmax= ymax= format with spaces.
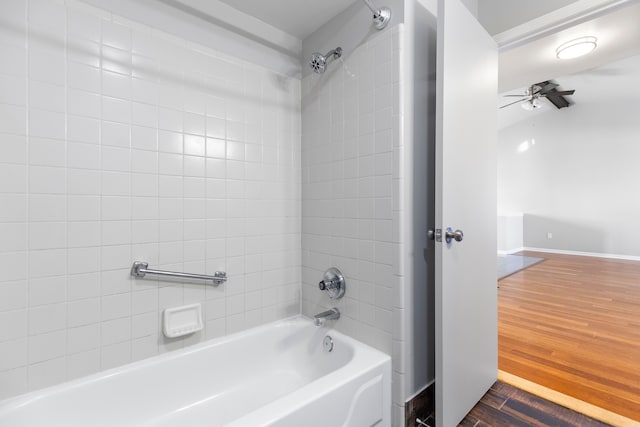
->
xmin=498 ymin=53 xmax=640 ymax=129
xmin=215 ymin=0 xmax=358 ymax=40
xmin=164 ymin=0 xmax=640 ymax=102
xmin=185 ymin=0 xmax=628 ymax=42
xmin=183 ymin=0 xmax=580 ymax=41
xmin=497 ymin=1 xmax=640 ymax=92
xmin=477 ymin=0 xmax=580 ymax=35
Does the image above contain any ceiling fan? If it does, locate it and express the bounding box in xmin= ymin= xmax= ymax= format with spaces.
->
xmin=500 ymin=81 xmax=575 ymax=110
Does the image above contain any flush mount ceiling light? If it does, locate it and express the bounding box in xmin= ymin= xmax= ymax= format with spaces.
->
xmin=556 ymin=36 xmax=598 ymax=59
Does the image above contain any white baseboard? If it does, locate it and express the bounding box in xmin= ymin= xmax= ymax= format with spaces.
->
xmin=522 ymin=247 xmax=640 ymax=262
xmin=497 ymin=247 xmax=524 ymax=255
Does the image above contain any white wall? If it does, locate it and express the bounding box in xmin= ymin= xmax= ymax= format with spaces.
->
xmin=498 ymin=77 xmax=640 ymax=257
xmin=0 ymin=0 xmax=437 ymax=421
xmin=301 ymin=1 xmax=434 ymax=423
xmin=301 ymin=0 xmax=405 ymax=79
xmin=0 ymin=0 xmax=300 ymax=399
xmin=497 ymin=214 xmax=523 ymax=253
xmin=79 ymin=0 xmax=301 ymax=77
xmin=301 ymin=24 xmax=402 ymax=420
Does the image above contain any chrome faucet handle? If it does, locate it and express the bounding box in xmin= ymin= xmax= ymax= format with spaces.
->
xmin=318 ymin=278 xmax=339 ymax=291
xmin=318 ymin=268 xmax=345 ymax=299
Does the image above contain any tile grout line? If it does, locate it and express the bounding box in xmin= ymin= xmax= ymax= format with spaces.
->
xmin=25 ymin=0 xmax=32 ymax=392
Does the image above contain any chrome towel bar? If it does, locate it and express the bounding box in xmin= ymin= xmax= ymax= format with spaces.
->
xmin=130 ymin=261 xmax=227 ymax=285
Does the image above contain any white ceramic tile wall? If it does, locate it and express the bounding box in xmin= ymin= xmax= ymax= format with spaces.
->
xmin=0 ymin=0 xmax=301 ymax=399
xmin=301 ymin=27 xmax=403 ymax=361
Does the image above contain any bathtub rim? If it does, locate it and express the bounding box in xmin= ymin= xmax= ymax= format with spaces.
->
xmin=0 ymin=314 xmax=390 ymax=415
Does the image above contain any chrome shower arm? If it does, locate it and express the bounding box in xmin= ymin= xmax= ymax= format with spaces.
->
xmin=324 ymin=47 xmax=343 ymax=60
xmin=362 ymin=0 xmax=379 ymax=16
xmin=361 ymin=0 xmax=391 ymax=30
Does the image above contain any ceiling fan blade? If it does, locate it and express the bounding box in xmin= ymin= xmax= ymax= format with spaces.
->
xmin=499 ymin=98 xmax=529 ymax=109
xmin=536 ymin=82 xmax=559 ymax=94
xmin=545 ymin=95 xmax=570 ymax=109
xmin=503 ymin=94 xmax=528 ymax=97
xmin=545 ymin=89 xmax=575 ymax=96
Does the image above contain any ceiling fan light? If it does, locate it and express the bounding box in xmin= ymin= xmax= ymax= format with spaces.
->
xmin=556 ymin=36 xmax=597 ymax=60
xmin=521 ymin=98 xmax=542 ymax=111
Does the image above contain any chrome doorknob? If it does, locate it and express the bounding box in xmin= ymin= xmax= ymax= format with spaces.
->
xmin=445 ymin=227 xmax=463 ymax=243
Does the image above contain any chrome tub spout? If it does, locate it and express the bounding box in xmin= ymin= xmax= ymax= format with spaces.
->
xmin=314 ymin=308 xmax=340 ymax=326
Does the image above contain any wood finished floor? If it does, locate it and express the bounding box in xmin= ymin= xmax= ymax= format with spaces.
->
xmin=460 ymin=381 xmax=611 ymax=427
xmin=498 ymin=251 xmax=640 ymax=422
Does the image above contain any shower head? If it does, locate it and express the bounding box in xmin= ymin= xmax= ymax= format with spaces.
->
xmin=309 ymin=47 xmax=343 ymax=74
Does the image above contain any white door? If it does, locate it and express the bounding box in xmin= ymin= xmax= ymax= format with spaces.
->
xmin=435 ymin=0 xmax=498 ymax=426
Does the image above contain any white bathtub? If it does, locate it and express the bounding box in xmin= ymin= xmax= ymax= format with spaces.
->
xmin=0 ymin=316 xmax=391 ymax=427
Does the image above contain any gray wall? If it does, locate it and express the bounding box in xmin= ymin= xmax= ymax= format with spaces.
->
xmin=407 ymin=0 xmax=437 ymax=398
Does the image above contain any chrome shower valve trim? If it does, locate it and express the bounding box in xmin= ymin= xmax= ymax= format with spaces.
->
xmin=318 ymin=267 xmax=345 ymax=299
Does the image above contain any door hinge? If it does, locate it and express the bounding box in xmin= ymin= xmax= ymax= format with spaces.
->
xmin=428 ymin=228 xmax=442 ymax=242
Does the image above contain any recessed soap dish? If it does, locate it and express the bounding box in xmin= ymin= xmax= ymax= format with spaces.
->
xmin=163 ymin=303 xmax=203 ymax=338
